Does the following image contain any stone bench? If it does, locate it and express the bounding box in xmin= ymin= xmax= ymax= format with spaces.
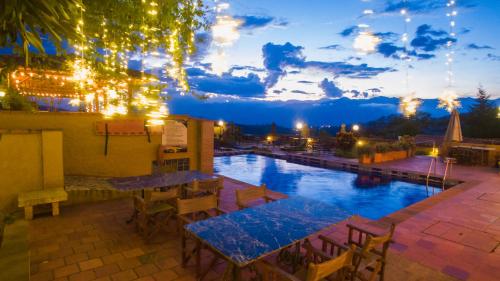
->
xmin=18 ymin=188 xmax=68 ymax=220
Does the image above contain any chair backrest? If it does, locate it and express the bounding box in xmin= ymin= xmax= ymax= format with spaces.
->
xmin=192 ymin=177 xmax=223 ymax=192
xmin=147 ymin=187 xmax=180 ymax=202
xmin=133 ymin=196 xmax=147 ymax=213
xmin=306 ymin=244 xmax=356 ymax=281
xmin=236 ymin=184 xmax=267 ymax=207
xmin=177 ymin=195 xmax=218 ymax=215
xmin=360 ymin=224 xmax=395 ymax=254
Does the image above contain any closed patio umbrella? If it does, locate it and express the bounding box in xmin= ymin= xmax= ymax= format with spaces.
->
xmin=444 ymin=109 xmax=463 ymax=143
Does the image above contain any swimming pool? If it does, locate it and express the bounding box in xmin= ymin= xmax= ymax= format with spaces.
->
xmin=214 ymin=154 xmax=440 ymax=220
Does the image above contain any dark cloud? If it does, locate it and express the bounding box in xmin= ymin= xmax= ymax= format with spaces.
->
xmin=486 ymin=54 xmax=500 ymax=61
xmin=411 ymin=24 xmax=456 ymax=52
xmin=305 ymin=61 xmax=393 ymax=79
xmin=339 ymin=26 xmax=359 ymax=37
xmin=467 ymin=43 xmax=494 ymax=50
xmin=262 ymin=42 xmax=305 ymax=87
xmin=235 ymin=15 xmax=288 ymax=30
xmin=346 ymin=90 xmax=369 ymax=99
xmin=319 ymin=79 xmax=343 ymax=98
xmin=374 ymin=32 xmax=399 ymax=41
xmin=377 ymin=42 xmax=405 ymax=58
xmin=291 ymin=90 xmax=310 ymax=95
xmin=375 ymin=42 xmax=435 ymax=60
xmin=319 ymin=44 xmax=344 ymax=50
xmin=186 ymin=67 xmax=265 ymax=98
xmin=383 ymin=0 xmax=476 ymax=14
xmin=262 ymin=42 xmax=393 ymax=87
xmin=297 ymin=80 xmax=314 ymax=84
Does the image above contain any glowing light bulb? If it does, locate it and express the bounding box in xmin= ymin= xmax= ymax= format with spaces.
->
xmin=438 ymin=89 xmax=461 ymax=113
xmin=353 ymin=31 xmax=381 ymax=54
xmin=296 ymin=122 xmax=304 ymax=130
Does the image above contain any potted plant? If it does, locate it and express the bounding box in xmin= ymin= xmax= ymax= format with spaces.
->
xmin=357 ymin=145 xmax=374 ymax=164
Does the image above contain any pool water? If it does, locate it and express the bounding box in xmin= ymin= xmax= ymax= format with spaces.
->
xmin=214 ymin=154 xmax=440 ymax=220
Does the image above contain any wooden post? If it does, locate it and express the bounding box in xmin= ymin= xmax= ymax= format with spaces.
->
xmin=52 ymin=202 xmax=60 ymax=216
xmin=24 ymin=206 xmax=33 ymax=220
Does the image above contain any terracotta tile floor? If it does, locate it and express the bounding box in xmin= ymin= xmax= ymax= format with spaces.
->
xmin=28 ymin=158 xmax=500 ymax=280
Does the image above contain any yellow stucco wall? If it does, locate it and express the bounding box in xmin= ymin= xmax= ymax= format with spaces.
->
xmin=0 ymin=132 xmax=44 ymax=210
xmin=0 ymin=112 xmax=161 ymax=177
xmin=0 ymin=112 xmax=214 ymax=177
xmin=42 ymin=131 xmax=64 ymax=188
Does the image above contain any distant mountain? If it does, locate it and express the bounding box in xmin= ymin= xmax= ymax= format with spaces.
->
xmin=169 ymin=95 xmax=500 ymax=127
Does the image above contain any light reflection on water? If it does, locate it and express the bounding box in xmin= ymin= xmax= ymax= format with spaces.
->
xmin=214 ymin=154 xmax=440 ymax=220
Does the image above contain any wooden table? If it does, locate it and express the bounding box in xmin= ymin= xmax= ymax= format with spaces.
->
xmin=108 ymin=171 xmax=218 ymax=191
xmin=185 ymin=196 xmax=350 ymax=280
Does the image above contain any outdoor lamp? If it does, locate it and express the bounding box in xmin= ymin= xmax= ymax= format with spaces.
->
xmin=352 ymin=124 xmax=360 ymax=132
xmin=218 ymin=120 xmax=225 ymax=127
xmin=296 ymin=122 xmax=304 ymax=130
xmin=0 ymin=90 xmax=5 ymax=98
xmin=267 ymin=136 xmax=272 ymax=142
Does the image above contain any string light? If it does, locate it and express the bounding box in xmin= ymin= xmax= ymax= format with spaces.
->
xmin=353 ymin=3 xmax=380 ymax=54
xmin=438 ymin=89 xmax=461 ymax=112
xmin=439 ymin=0 xmax=460 ymax=112
xmin=398 ymin=0 xmax=420 ymax=117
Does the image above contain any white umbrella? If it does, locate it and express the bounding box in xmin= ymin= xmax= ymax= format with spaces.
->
xmin=444 ymin=109 xmax=463 ymax=143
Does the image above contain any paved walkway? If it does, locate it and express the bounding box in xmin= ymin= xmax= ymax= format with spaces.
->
xmin=27 ymin=156 xmax=499 ymax=281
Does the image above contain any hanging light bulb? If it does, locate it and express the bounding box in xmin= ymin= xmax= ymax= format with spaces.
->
xmin=400 ymin=95 xmax=421 ymax=117
xmin=353 ymin=31 xmax=380 ymax=54
xmin=438 ymin=89 xmax=461 ymax=112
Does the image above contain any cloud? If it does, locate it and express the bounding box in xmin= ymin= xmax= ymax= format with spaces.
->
xmin=186 ymin=67 xmax=265 ymax=98
xmin=339 ymin=26 xmax=359 ymax=37
xmin=375 ymin=42 xmax=436 ymax=60
xmin=466 ymin=43 xmax=494 ymax=50
xmin=486 ymin=54 xmax=500 ymax=61
xmin=383 ymin=0 xmax=476 ymax=14
xmin=377 ymin=42 xmax=405 ymax=58
xmin=319 ymin=44 xmax=343 ymax=50
xmin=374 ymin=32 xmax=399 ymax=41
xmin=411 ymin=24 xmax=456 ymax=52
xmin=235 ymin=15 xmax=288 ymax=30
xmin=262 ymin=42 xmax=393 ymax=86
xmin=262 ymin=42 xmax=305 ymax=87
xmin=297 ymin=80 xmax=314 ymax=84
xmin=319 ymin=79 xmax=344 ymax=98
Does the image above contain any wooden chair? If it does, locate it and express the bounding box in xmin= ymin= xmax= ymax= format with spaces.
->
xmin=235 ymin=184 xmax=275 ymax=209
xmin=177 ymin=195 xmax=226 ymax=278
xmin=145 ymin=186 xmax=181 ymax=205
xmin=183 ymin=177 xmax=224 ymax=203
xmin=257 ymin=241 xmax=356 ymax=281
xmin=133 ymin=196 xmax=175 ymax=240
xmin=345 ymin=223 xmax=396 ymax=281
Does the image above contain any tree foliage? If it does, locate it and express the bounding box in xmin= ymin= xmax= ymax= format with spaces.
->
xmin=462 ymin=87 xmax=500 ymax=138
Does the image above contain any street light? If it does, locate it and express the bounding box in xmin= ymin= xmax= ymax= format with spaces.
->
xmin=352 ymin=124 xmax=360 ymax=132
xmin=295 ymin=122 xmax=303 ymax=130
xmin=218 ymin=120 xmax=225 ymax=127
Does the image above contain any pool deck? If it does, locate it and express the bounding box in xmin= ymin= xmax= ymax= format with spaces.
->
xmin=26 ymin=156 xmax=499 ymax=281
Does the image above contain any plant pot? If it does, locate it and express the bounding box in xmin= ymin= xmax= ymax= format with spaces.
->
xmin=358 ymin=154 xmax=372 ymax=164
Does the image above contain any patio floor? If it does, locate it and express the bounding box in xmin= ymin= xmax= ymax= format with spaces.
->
xmin=27 ymin=157 xmax=499 ymax=281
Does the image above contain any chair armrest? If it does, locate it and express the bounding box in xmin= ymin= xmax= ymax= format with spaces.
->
xmin=318 ymin=235 xmax=349 ymax=251
xmin=257 ymin=260 xmax=303 ymax=281
xmin=346 ymin=223 xmax=379 ymax=237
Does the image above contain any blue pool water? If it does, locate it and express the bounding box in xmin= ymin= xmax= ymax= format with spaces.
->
xmin=214 ymin=154 xmax=440 ymax=220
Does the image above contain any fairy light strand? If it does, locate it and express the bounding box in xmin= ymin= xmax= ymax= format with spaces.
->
xmin=439 ymin=0 xmax=461 ymax=112
xmin=399 ymin=0 xmax=420 ymax=117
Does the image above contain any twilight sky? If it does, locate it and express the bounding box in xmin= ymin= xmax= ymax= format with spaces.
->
xmin=148 ymin=0 xmax=500 ymax=125
xmin=153 ymin=0 xmax=500 ymax=101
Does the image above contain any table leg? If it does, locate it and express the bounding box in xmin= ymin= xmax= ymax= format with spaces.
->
xmin=52 ymin=202 xmax=60 ymax=216
xmin=24 ymin=206 xmax=33 ymax=220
